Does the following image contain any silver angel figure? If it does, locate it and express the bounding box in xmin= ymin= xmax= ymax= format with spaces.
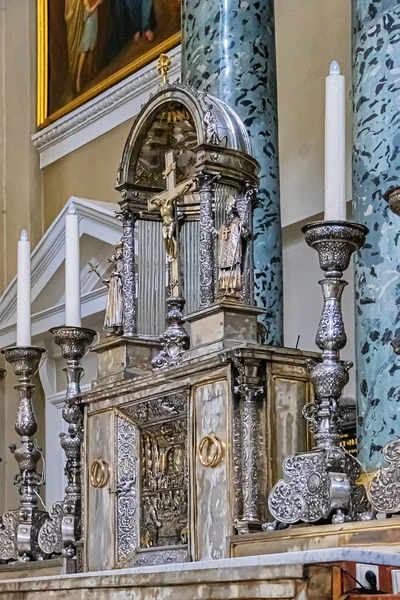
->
xmin=89 ymin=241 xmax=123 ymax=336
xmin=217 ymin=202 xmax=251 ymax=298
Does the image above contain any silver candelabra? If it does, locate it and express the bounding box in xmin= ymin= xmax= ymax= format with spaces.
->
xmin=2 ymin=346 xmax=47 ymax=561
xmin=50 ymin=326 xmax=96 ymax=561
xmin=266 ymin=220 xmax=372 ymax=528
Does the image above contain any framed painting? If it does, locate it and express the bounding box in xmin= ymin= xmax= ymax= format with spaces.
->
xmin=37 ymin=0 xmax=181 ymax=127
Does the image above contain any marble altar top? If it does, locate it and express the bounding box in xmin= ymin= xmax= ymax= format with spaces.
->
xmin=2 ymin=547 xmax=400 ymax=584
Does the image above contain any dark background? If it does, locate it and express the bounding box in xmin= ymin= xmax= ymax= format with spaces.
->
xmin=48 ymin=0 xmax=180 ymax=117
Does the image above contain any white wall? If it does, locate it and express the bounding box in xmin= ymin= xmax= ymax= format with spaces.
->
xmin=276 ymin=0 xmax=356 ymax=398
xmin=276 ymin=0 xmax=352 ymax=228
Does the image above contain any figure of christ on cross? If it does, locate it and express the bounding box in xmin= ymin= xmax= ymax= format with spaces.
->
xmin=150 ymin=150 xmax=192 ymax=296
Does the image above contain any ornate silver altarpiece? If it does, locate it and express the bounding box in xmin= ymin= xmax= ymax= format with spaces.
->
xmin=79 ymin=72 xmax=319 ymax=571
xmin=0 ymin=63 xmax=358 ymax=573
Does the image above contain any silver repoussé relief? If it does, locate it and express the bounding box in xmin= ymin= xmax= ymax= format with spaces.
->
xmin=116 ymin=415 xmax=138 ymax=563
xmin=38 ymin=501 xmax=63 ymax=556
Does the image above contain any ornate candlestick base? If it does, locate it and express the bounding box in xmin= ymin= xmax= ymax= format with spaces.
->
xmin=2 ymin=346 xmax=47 ymax=561
xmin=266 ymin=221 xmax=372 ymax=528
xmin=151 ymin=296 xmax=189 ymax=369
xmin=50 ymin=326 xmax=96 ymax=560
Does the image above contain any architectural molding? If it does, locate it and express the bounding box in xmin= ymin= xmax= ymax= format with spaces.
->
xmin=0 ymin=197 xmax=120 ymax=348
xmin=32 ymin=46 xmax=182 ymax=168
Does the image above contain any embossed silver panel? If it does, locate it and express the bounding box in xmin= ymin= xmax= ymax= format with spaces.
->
xmin=117 ymin=390 xmax=189 ymax=566
xmin=115 ymin=415 xmax=138 ymax=564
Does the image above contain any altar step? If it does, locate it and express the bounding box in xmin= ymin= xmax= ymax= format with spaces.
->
xmin=0 ymin=557 xmax=310 ymax=600
xmin=0 ymin=557 xmax=63 ymax=581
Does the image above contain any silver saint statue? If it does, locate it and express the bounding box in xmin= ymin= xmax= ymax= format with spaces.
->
xmin=217 ymin=202 xmax=251 ymax=298
xmin=89 ymin=241 xmax=124 ymax=336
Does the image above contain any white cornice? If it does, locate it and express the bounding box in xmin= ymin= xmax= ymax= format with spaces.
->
xmin=0 ymin=197 xmax=120 ymax=348
xmin=32 ymin=46 xmax=182 ymax=168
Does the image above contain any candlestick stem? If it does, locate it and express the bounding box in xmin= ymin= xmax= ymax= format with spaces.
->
xmin=266 ymin=221 xmax=372 ymax=528
xmin=2 ymin=346 xmax=46 ymax=561
xmin=50 ymin=325 xmax=96 ymax=560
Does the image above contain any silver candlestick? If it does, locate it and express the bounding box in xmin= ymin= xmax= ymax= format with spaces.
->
xmin=368 ymin=187 xmax=400 ymax=513
xmin=2 ymin=346 xmax=46 ymax=561
xmin=50 ymin=326 xmax=96 ymax=560
xmin=151 ymin=296 xmax=189 ymax=369
xmin=266 ymin=221 xmax=371 ymax=528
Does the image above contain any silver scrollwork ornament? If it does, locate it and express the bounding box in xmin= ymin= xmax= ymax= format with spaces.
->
xmin=50 ymin=325 xmax=96 ymax=559
xmin=2 ymin=346 xmax=47 ymax=561
xmin=37 ymin=502 xmax=63 ymax=556
xmin=368 ymin=440 xmax=400 ymax=513
xmin=0 ymin=511 xmax=19 ymax=563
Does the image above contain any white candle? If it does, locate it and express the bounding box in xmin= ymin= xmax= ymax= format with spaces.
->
xmin=324 ymin=60 xmax=346 ymax=221
xmin=65 ymin=202 xmax=81 ymax=326
xmin=16 ymin=230 xmax=31 ymax=347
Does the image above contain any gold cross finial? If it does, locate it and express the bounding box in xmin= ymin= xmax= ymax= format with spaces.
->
xmin=157 ymin=53 xmax=171 ymax=85
xmin=222 ymin=226 xmax=231 ymax=241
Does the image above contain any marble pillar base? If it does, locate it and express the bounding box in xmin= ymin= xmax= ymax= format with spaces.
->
xmin=185 ymin=301 xmax=263 ymax=359
xmin=91 ymin=335 xmax=161 ymax=387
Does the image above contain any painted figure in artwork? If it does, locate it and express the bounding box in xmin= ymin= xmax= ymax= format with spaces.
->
xmin=49 ymin=0 xmax=181 ymax=118
xmin=76 ymin=0 xmax=104 ymax=92
xmin=217 ymin=201 xmax=251 ymax=299
xmin=64 ymin=0 xmax=85 ymax=90
xmin=134 ymin=0 xmax=155 ymax=43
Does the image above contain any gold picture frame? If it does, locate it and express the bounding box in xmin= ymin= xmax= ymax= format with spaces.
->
xmin=37 ymin=0 xmax=181 ymax=128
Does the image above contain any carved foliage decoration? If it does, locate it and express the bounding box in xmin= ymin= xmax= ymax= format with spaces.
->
xmin=37 ymin=502 xmax=63 ymax=557
xmin=115 ymin=415 xmax=138 ymax=563
xmin=268 ymin=452 xmax=332 ymax=524
xmin=124 ymin=393 xmax=187 ymax=425
xmin=0 ymin=511 xmax=18 ymax=563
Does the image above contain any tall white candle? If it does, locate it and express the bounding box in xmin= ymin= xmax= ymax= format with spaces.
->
xmin=65 ymin=202 xmax=81 ymax=326
xmin=324 ymin=60 xmax=346 ymax=221
xmin=16 ymin=230 xmax=31 ymax=347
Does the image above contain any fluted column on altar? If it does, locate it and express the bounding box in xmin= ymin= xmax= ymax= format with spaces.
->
xmin=352 ymin=0 xmax=400 ymax=471
xmin=182 ymin=0 xmax=283 ymax=344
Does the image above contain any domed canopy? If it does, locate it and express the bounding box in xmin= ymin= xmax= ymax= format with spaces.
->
xmin=116 ymin=81 xmax=258 ymax=194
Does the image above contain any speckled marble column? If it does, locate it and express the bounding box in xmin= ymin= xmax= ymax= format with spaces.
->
xmin=182 ymin=0 xmax=283 ymax=345
xmin=353 ymin=0 xmax=400 ymax=471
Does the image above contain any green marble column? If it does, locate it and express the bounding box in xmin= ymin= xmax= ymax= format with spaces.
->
xmin=353 ymin=0 xmax=400 ymax=471
xmin=181 ymin=0 xmax=283 ymax=345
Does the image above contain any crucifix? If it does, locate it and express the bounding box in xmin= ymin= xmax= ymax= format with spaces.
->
xmin=149 ymin=150 xmax=192 ymax=297
xmin=221 ymin=226 xmax=231 ymax=241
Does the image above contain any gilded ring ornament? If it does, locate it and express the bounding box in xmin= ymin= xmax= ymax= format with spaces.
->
xmin=90 ymin=459 xmax=110 ymax=488
xmin=198 ymin=433 xmax=223 ymax=468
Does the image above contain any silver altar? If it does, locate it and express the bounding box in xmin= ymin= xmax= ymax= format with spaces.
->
xmin=80 ymin=74 xmax=318 ymax=571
